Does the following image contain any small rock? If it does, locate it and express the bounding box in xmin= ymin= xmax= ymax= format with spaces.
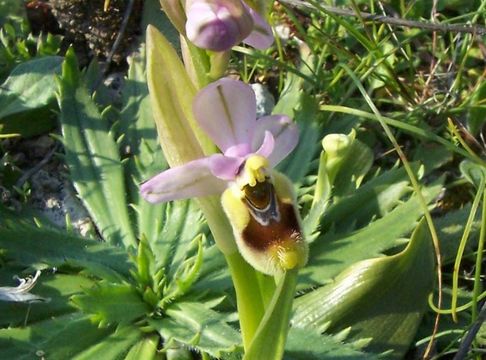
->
xmin=22 ymin=135 xmax=55 ymax=159
xmin=62 ymin=185 xmax=94 ymax=237
xmin=0 ymin=186 xmax=21 ymax=212
xmin=251 ymin=83 xmax=275 ymax=118
xmin=31 ymin=169 xmax=62 ymax=192
xmin=29 ymin=169 xmax=93 ymax=237
xmin=275 ymin=24 xmax=292 ymax=41
xmin=104 ymin=72 xmax=125 ymax=103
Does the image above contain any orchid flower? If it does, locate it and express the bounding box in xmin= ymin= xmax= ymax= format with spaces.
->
xmin=185 ymin=0 xmax=274 ymax=51
xmin=141 ymin=78 xmax=308 ymax=275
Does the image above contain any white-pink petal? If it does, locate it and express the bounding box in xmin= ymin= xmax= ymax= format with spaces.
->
xmin=193 ymin=78 xmax=257 ymax=152
xmin=208 ymin=154 xmax=245 ymax=180
xmin=242 ymin=5 xmax=274 ymax=49
xmin=255 ymin=130 xmax=275 ymax=158
xmin=140 ymin=158 xmax=226 ymax=203
xmin=252 ymin=115 xmax=299 ymax=166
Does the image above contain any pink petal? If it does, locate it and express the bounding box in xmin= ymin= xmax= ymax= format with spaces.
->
xmin=193 ymin=78 xmax=257 ymax=152
xmin=255 ymin=131 xmax=275 ymax=158
xmin=208 ymin=154 xmax=245 ymax=180
xmin=140 ymin=158 xmax=226 ymax=203
xmin=242 ymin=5 xmax=274 ymax=49
xmin=251 ymin=115 xmax=299 ymax=166
xmin=224 ymin=143 xmax=252 ymax=157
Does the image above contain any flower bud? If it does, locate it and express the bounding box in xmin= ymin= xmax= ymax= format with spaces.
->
xmin=321 ymin=132 xmax=353 ymax=158
xmin=185 ymin=0 xmax=254 ymax=51
xmin=321 ymin=130 xmax=355 ymax=183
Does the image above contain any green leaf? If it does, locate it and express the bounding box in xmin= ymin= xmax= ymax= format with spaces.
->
xmin=284 ymin=328 xmax=375 ymax=360
xmin=155 ymin=200 xmax=207 ymax=279
xmin=146 ymin=25 xmax=212 ymax=162
xmin=0 ymin=105 xmax=57 ymax=137
xmin=332 ymin=138 xmax=373 ymax=198
xmin=189 ymin=244 xmax=231 ymax=294
xmin=273 ymin=71 xmax=305 ymax=116
xmin=0 ymin=0 xmax=24 ymax=24
xmin=124 ymin=335 xmax=159 ymax=360
xmin=299 ymin=181 xmax=441 ymax=288
xmin=0 ymin=56 xmax=62 ymax=119
xmin=0 ymin=313 xmax=114 ymax=360
xmin=118 ymin=49 xmax=158 ymax=157
xmin=435 ymin=204 xmax=480 ymax=263
xmin=58 ymin=48 xmax=137 ymax=249
xmin=467 ymin=80 xmax=486 ymax=135
xmin=164 ymin=234 xmax=204 ymax=302
xmin=460 ymin=159 xmax=486 ymax=189
xmin=117 ymin=49 xmax=213 ymax=288
xmin=412 ymin=143 xmax=453 ymax=175
xmin=118 ymin=47 xmax=168 ymax=245
xmin=141 ymin=0 xmax=180 ymax=48
xmin=277 ymin=94 xmax=322 ymax=183
xmin=71 ymin=282 xmax=149 ymax=327
xmin=73 ymin=325 xmax=142 ymax=360
xmin=244 ymin=270 xmax=298 ymax=360
xmin=0 ymin=209 xmax=131 ymax=280
xmin=0 ymin=273 xmax=95 ymax=327
xmin=477 ymin=321 xmax=486 ymax=347
xmin=293 ymin=219 xmax=435 ymax=358
xmin=151 ymin=301 xmax=241 ymax=357
xmin=318 ymin=164 xmax=418 ymax=233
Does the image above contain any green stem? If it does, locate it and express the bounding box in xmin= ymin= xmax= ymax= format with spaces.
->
xmin=180 ymin=36 xmax=211 ymax=89
xmin=208 ymin=50 xmax=231 ymax=81
xmin=199 ymin=196 xmax=267 ymax=350
xmin=256 ymin=272 xmax=277 ymax=309
xmin=451 ymin=176 xmax=484 ymax=322
xmin=198 ymin=197 xmax=267 ymax=350
xmin=244 ymin=269 xmax=298 ymax=360
xmin=471 ymin=184 xmax=486 ymax=322
xmin=226 ymin=252 xmax=266 ymax=350
xmin=197 ymin=197 xmax=237 ymax=254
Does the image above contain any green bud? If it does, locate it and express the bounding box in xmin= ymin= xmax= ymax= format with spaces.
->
xmin=321 ymin=129 xmax=356 ymax=184
xmin=312 ymin=130 xmax=356 ymax=209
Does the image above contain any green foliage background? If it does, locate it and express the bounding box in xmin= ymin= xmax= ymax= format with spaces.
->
xmin=0 ymin=0 xmax=485 ymax=359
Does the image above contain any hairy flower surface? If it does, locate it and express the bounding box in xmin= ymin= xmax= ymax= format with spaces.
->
xmin=185 ymin=0 xmax=273 ymax=51
xmin=141 ymin=78 xmax=307 ymax=275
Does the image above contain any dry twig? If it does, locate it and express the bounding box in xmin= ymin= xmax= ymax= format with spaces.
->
xmin=279 ymin=0 xmax=486 ymax=36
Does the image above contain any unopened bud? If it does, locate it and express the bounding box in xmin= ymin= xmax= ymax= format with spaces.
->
xmin=321 ymin=132 xmax=353 ymax=158
xmin=185 ymin=0 xmax=253 ymax=51
xmin=320 ymin=130 xmax=356 ymax=187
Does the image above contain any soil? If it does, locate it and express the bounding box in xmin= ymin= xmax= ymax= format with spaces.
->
xmin=27 ymin=0 xmax=144 ymax=67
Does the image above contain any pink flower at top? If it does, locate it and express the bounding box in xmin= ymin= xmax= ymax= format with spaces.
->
xmin=185 ymin=0 xmax=274 ymax=52
xmin=140 ymin=78 xmax=298 ymax=203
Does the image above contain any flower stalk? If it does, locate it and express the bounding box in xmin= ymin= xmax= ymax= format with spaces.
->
xmin=145 ymin=15 xmax=300 ymax=356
